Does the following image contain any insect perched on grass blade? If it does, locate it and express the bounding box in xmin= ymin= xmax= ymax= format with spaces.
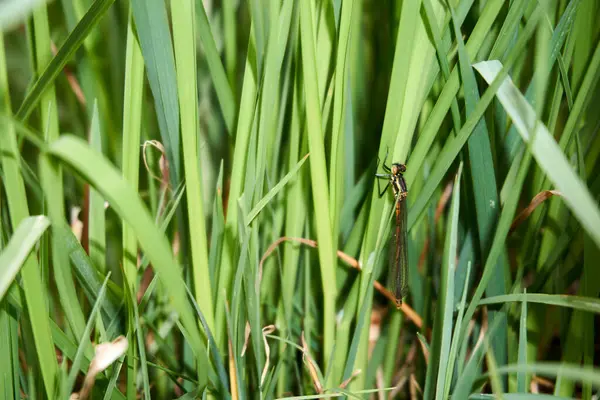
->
xmin=376 ymin=154 xmax=409 ymax=308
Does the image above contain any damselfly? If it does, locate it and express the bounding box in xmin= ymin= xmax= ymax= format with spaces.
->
xmin=376 ymin=155 xmax=408 ymax=308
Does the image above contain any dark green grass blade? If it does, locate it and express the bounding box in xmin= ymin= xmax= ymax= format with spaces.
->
xmin=450 ymin=2 xmax=507 ymax=374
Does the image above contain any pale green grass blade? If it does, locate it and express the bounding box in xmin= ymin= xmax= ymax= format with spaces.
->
xmin=0 ymin=305 xmax=19 ymax=398
xmin=444 ymin=262 xmax=472 ymax=398
xmin=172 ymin=0 xmax=215 ymax=331
xmin=474 ymin=60 xmax=600 ymax=248
xmin=34 ymin=0 xmax=88 ymax=351
xmin=299 ymin=0 xmax=336 ymax=374
xmin=405 ymin=0 xmax=505 ymax=182
xmin=470 ymin=395 xmax=570 ymax=400
xmin=434 ymin=163 xmax=462 ymax=399
xmin=481 ymin=363 xmax=600 ymax=390
xmin=0 ymin=40 xmax=57 ymax=396
xmin=517 ymin=289 xmax=529 ymax=392
xmin=130 ymin=0 xmax=180 ymax=180
xmin=479 ymin=293 xmax=600 ymax=313
xmin=503 ymin=0 xmax=581 ymax=168
xmin=0 ymin=216 xmax=49 ymax=300
xmin=121 ymin=10 xmax=144 ymax=291
xmin=208 ymin=161 xmax=225 ymax=302
xmin=246 ymin=153 xmax=309 ymax=226
xmin=486 ymin=348 xmax=503 ymax=397
xmin=15 ymin=0 xmax=115 ymax=120
xmin=88 ymin=101 xmax=106 ymax=273
xmin=46 ymin=135 xmax=208 ymax=365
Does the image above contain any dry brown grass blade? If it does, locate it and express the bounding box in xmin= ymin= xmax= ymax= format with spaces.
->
xmin=259 ymin=236 xmax=423 ymax=329
xmin=142 ymin=140 xmax=171 ymax=192
xmin=71 ymin=336 xmax=128 ymax=400
xmin=509 ymin=190 xmax=562 ymax=233
xmin=339 ymin=369 xmax=362 ymax=389
xmin=241 ymin=322 xmax=251 ymax=356
xmin=409 ymin=373 xmax=422 ymax=399
xmin=228 ymin=336 xmax=239 ymax=400
xmin=260 ymin=325 xmax=276 ymax=386
xmin=301 ymin=331 xmax=323 ymax=393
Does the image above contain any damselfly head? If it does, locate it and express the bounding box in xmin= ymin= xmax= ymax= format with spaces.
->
xmin=391 ymin=163 xmax=407 ymax=175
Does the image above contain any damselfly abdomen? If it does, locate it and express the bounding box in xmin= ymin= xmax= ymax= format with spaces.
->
xmin=376 ymin=156 xmax=409 ymax=308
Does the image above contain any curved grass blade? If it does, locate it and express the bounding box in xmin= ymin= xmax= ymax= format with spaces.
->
xmin=15 ymin=0 xmax=115 ymax=120
xmin=478 ymin=293 xmax=600 ymax=314
xmin=246 ymin=153 xmax=309 ymax=226
xmin=130 ymin=0 xmax=180 ymax=180
xmin=46 ymin=135 xmax=206 ymax=361
xmin=474 ymin=60 xmax=600 ymax=249
xmin=0 ymin=216 xmax=50 ymax=300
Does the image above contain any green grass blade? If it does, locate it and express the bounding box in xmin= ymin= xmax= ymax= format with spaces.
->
xmin=185 ymin=285 xmax=230 ymax=396
xmin=194 ymin=0 xmax=235 ymax=133
xmin=481 ymin=363 xmax=600 ymax=389
xmin=0 ymin=216 xmax=49 ymax=300
xmin=478 ymin=293 xmax=600 ymax=313
xmin=299 ymin=0 xmax=336 ymax=374
xmin=405 ymin=0 xmax=505 ymax=182
xmin=517 ymin=290 xmax=528 ymax=392
xmin=0 ymin=42 xmax=58 ymax=396
xmin=62 ymin=274 xmax=111 ymax=398
xmin=451 ymin=2 xmax=508 ymax=374
xmin=46 ymin=135 xmax=207 ymax=365
xmin=474 ymin=60 xmax=600 ymax=248
xmin=246 ymin=153 xmax=309 ymax=226
xmin=216 ymin=29 xmax=258 ymax=352
xmin=406 ymin=5 xmax=541 ymax=231
xmin=121 ymin=8 xmax=144 ymax=292
xmin=130 ymin=0 xmax=180 ymax=180
xmin=444 ymin=262 xmax=472 ymax=398
xmin=15 ymin=0 xmax=115 ymax=120
xmin=329 ymin=0 xmax=355 ymax=246
xmin=434 ymin=163 xmax=463 ymax=399
xmin=88 ymin=101 xmax=106 ymax=273
xmin=172 ymin=0 xmax=215 ymax=331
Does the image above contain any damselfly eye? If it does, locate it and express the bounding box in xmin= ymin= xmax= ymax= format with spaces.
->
xmin=391 ymin=163 xmax=406 ymax=174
